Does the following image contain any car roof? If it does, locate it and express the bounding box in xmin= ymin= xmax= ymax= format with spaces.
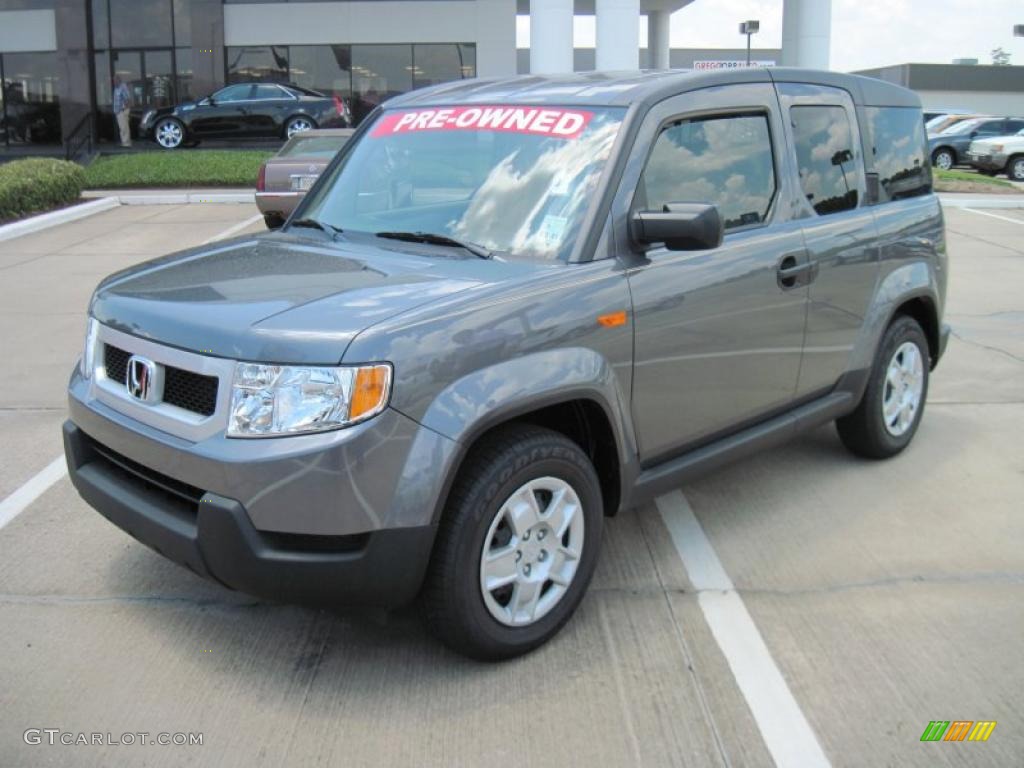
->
xmin=385 ymin=68 xmax=921 ymax=111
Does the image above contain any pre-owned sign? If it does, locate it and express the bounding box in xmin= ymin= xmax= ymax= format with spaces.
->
xmin=371 ymin=106 xmax=594 ymax=139
xmin=692 ymin=60 xmax=776 ymax=70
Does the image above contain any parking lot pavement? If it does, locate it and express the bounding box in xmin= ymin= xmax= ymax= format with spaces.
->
xmin=0 ymin=204 xmax=1021 ymax=767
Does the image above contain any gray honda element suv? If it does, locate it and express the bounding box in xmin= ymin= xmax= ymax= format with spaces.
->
xmin=65 ymin=69 xmax=949 ymax=660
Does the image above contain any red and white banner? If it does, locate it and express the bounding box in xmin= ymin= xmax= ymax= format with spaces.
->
xmin=371 ymin=106 xmax=594 ymax=139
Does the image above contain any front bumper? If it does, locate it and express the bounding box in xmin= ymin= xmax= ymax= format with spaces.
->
xmin=63 ymin=420 xmax=436 ymax=607
xmin=967 ymin=152 xmax=1008 ymax=172
xmin=255 ymin=191 xmax=303 ymax=218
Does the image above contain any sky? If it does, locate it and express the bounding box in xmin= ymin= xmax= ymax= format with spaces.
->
xmin=515 ymin=0 xmax=1024 ymax=72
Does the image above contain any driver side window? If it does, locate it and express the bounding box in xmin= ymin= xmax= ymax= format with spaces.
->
xmin=638 ymin=113 xmax=777 ymax=231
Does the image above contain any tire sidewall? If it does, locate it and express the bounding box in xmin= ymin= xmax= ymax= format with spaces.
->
xmin=448 ymin=440 xmax=603 ymax=655
xmin=864 ymin=317 xmax=929 ymax=453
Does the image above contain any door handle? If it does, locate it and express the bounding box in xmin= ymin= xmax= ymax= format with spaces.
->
xmin=777 ymin=251 xmax=815 ymax=289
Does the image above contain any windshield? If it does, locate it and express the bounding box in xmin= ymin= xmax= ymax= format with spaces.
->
xmin=279 ymin=135 xmax=351 ymax=158
xmin=299 ymin=105 xmax=626 ymax=260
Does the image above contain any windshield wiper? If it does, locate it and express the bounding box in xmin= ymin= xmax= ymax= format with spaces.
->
xmin=289 ymin=217 xmax=343 ymax=239
xmin=375 ymin=231 xmax=493 ymax=259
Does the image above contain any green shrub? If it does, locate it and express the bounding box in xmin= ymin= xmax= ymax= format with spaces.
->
xmin=0 ymin=158 xmax=85 ymax=223
xmin=82 ymin=150 xmax=273 ymax=188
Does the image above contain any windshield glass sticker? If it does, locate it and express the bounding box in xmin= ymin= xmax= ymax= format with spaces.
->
xmin=371 ymin=107 xmax=594 ymax=139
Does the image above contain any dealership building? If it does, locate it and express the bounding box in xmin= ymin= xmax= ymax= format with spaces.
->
xmin=1 ymin=0 xmax=834 ymax=152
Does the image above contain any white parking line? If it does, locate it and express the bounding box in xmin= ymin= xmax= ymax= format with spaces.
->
xmin=201 ymin=213 xmax=263 ymax=244
xmin=0 ymin=457 xmax=67 ymax=532
xmin=656 ymin=490 xmax=832 ymax=768
xmin=962 ymin=208 xmax=1024 ymax=225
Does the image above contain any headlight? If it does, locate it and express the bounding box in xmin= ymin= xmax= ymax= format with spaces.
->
xmin=228 ymin=363 xmax=391 ymax=437
xmin=141 ymin=109 xmax=155 ymax=124
xmin=80 ymin=317 xmax=98 ymax=379
xmin=992 ymin=144 xmax=1004 ymax=153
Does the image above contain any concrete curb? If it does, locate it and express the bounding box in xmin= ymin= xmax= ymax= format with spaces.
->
xmin=82 ymin=190 xmax=255 ymax=205
xmin=939 ymin=194 xmax=1024 ymax=209
xmin=0 ymin=197 xmax=120 ymax=243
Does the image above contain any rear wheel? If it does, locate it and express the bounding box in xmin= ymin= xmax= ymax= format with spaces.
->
xmin=284 ymin=116 xmax=316 ymax=139
xmin=154 ymin=118 xmax=184 ymax=149
xmin=1008 ymin=156 xmax=1024 ymax=182
xmin=931 ymin=148 xmax=954 ymax=171
xmin=423 ymin=424 xmax=603 ymax=660
xmin=836 ymin=315 xmax=929 ymax=459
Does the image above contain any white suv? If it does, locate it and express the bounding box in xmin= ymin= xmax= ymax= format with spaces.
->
xmin=968 ymin=129 xmax=1024 ymax=181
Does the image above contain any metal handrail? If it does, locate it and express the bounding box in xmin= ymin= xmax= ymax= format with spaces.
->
xmin=64 ymin=111 xmax=94 ymax=163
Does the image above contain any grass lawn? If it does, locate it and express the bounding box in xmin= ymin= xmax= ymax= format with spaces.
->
xmin=83 ymin=150 xmax=274 ymax=189
xmin=933 ymin=168 xmax=1019 ymax=193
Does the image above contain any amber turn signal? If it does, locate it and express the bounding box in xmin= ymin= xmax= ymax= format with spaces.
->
xmin=349 ymin=365 xmax=392 ymax=421
xmin=597 ymin=311 xmax=628 ymax=328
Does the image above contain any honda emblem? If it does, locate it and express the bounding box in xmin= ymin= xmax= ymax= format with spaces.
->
xmin=127 ymin=355 xmax=157 ymax=402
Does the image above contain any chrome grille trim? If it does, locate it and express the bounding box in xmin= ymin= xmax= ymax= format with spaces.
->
xmin=88 ymin=324 xmax=235 ymax=442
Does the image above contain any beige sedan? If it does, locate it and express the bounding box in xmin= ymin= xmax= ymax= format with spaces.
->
xmin=256 ymin=128 xmax=355 ymax=228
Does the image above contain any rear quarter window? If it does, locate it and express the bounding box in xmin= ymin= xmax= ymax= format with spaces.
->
xmin=866 ymin=106 xmax=932 ymax=202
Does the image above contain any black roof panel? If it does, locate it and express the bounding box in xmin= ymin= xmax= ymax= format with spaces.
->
xmin=383 ymin=68 xmax=921 ymax=111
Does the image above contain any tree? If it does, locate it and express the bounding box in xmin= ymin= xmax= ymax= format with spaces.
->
xmin=991 ymin=47 xmax=1011 ymax=66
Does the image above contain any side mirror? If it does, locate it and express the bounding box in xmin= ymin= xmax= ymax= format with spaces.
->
xmin=630 ymin=203 xmax=724 ymax=251
xmin=969 ymin=130 xmax=978 ymax=138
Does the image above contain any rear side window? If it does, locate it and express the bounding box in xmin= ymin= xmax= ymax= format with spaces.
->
xmin=253 ymin=84 xmax=287 ymax=100
xmin=790 ymin=105 xmax=861 ymax=216
xmin=865 ymin=106 xmax=932 ymax=202
xmin=639 ymin=113 xmax=776 ymax=231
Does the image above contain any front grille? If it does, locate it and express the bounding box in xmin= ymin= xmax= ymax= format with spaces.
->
xmin=103 ymin=342 xmax=219 ymax=417
xmin=163 ymin=368 xmax=218 ymax=417
xmin=104 ymin=344 xmax=130 ymax=384
xmin=87 ymin=435 xmax=204 ymax=518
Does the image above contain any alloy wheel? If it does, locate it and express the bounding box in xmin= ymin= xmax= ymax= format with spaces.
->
xmin=286 ymin=118 xmax=313 ymax=138
xmin=882 ymin=341 xmax=924 ymax=437
xmin=479 ymin=477 xmax=585 ymax=627
xmin=933 ymin=151 xmax=953 ymax=170
xmin=155 ymin=120 xmax=183 ymax=149
xmin=1011 ymin=158 xmax=1024 ymax=182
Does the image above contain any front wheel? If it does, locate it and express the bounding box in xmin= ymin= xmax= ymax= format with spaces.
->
xmin=154 ymin=118 xmax=185 ymax=149
xmin=1007 ymin=156 xmax=1024 ymax=182
xmin=284 ymin=116 xmax=316 ymax=139
xmin=931 ymin=148 xmax=954 ymax=171
xmin=836 ymin=315 xmax=929 ymax=459
xmin=423 ymin=424 xmax=603 ymax=660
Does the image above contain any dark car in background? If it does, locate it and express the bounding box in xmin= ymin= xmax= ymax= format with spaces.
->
xmin=928 ymin=116 xmax=1024 ymax=170
xmin=256 ymin=128 xmax=355 ymax=228
xmin=139 ymin=82 xmax=351 ymax=149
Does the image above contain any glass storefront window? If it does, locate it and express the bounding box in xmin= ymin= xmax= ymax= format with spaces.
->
xmin=288 ymin=45 xmax=351 ymax=100
xmin=109 ymin=0 xmax=173 ymax=48
xmin=352 ymin=45 xmax=412 ymax=124
xmin=413 ymin=44 xmax=476 ymax=88
xmin=175 ymin=47 xmax=193 ymax=101
xmin=0 ymin=51 xmax=61 ymax=145
xmin=226 ymin=46 xmax=289 ymax=83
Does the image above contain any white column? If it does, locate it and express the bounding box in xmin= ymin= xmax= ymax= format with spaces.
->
xmin=781 ymin=0 xmax=832 ymax=70
xmin=648 ymin=10 xmax=671 ymax=70
xmin=596 ymin=0 xmax=640 ymax=71
xmin=530 ymin=0 xmax=574 ymax=74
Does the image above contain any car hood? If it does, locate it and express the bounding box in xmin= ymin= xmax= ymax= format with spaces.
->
xmin=90 ymin=232 xmax=504 ymax=364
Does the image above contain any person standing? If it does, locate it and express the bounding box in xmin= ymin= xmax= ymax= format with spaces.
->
xmin=113 ymin=76 xmax=131 ymax=148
